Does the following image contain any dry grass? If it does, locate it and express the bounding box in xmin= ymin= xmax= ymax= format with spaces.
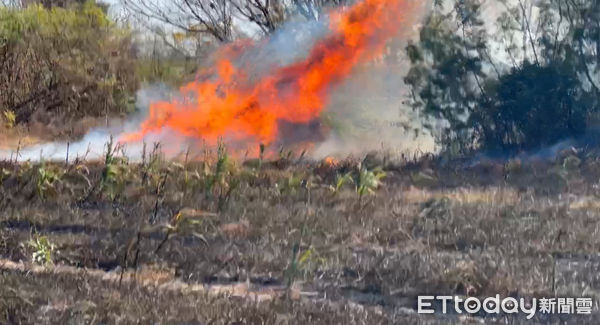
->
xmin=1 ymin=149 xmax=600 ymax=323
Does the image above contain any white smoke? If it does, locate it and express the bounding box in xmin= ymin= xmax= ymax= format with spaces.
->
xmin=313 ymin=0 xmax=436 ymax=158
xmin=0 ymin=84 xmax=174 ymax=162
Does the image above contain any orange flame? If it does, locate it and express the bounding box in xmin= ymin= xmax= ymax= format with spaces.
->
xmin=323 ymin=156 xmax=339 ymax=166
xmin=121 ymin=0 xmax=417 ymax=149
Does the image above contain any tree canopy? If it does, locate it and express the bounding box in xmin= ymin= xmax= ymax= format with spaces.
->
xmin=405 ymin=0 xmax=600 ymax=155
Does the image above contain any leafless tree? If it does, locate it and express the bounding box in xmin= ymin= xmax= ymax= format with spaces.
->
xmin=121 ymin=0 xmax=352 ymax=42
xmin=292 ymin=0 xmax=350 ymax=20
xmin=230 ymin=0 xmax=287 ymax=34
xmin=122 ymin=0 xmax=235 ymax=42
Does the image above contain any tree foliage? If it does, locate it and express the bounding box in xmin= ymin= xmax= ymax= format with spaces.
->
xmin=474 ymin=62 xmax=592 ymax=152
xmin=405 ymin=0 xmax=600 ymax=155
xmin=0 ymin=1 xmax=138 ymax=136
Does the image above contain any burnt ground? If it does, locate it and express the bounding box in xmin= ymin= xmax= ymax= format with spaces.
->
xmin=1 ymin=149 xmax=600 ymax=324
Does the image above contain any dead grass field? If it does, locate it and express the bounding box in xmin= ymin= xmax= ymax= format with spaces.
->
xmin=1 ymin=147 xmax=600 ymax=324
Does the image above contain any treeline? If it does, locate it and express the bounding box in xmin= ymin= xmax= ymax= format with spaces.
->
xmin=405 ymin=0 xmax=600 ymax=155
xmin=0 ymin=1 xmax=138 ymax=137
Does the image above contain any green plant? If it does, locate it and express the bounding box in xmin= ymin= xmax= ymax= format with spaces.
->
xmin=99 ymin=137 xmax=131 ymax=200
xmin=286 ymin=242 xmax=300 ymax=288
xmin=141 ymin=143 xmax=163 ymax=187
xmin=0 ymin=168 xmax=10 ymax=185
xmin=16 ymin=161 xmax=32 ymax=178
xmin=154 ymin=209 xmax=216 ymax=253
xmin=214 ymin=140 xmax=229 ymax=185
xmin=28 ymin=235 xmax=55 ymax=266
xmin=101 ymin=138 xmax=118 ymax=193
xmin=356 ymin=165 xmax=386 ymax=199
xmin=2 ymin=110 xmax=15 ymax=128
xmin=333 ymin=171 xmax=353 ymax=193
xmin=36 ymin=162 xmax=62 ymax=200
xmin=296 ymin=246 xmax=324 ymax=275
xmin=285 ymin=242 xmax=324 ymax=288
xmin=204 ymin=139 xmax=230 ymax=194
xmin=280 ymin=173 xmax=303 ymax=195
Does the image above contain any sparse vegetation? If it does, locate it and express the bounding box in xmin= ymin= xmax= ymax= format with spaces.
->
xmin=333 ymin=171 xmax=353 ymax=193
xmin=1 ymin=147 xmax=600 ymax=323
xmin=35 ymin=161 xmax=62 ymax=200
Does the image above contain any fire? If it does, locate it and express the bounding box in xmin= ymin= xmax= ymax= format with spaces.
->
xmin=121 ymin=0 xmax=417 ymax=150
xmin=324 ymin=156 xmax=339 ymax=167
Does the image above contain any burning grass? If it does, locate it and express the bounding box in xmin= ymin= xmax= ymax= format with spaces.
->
xmin=1 ymin=145 xmax=600 ymax=323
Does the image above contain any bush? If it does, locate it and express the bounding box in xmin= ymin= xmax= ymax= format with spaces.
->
xmin=471 ymin=63 xmax=594 ymax=153
xmin=0 ymin=1 xmax=138 ymax=137
xmin=405 ymin=0 xmax=600 ymax=156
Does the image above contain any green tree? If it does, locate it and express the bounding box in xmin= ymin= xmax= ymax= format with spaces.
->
xmin=406 ymin=0 xmax=600 ymax=155
xmin=472 ymin=62 xmax=592 ymax=152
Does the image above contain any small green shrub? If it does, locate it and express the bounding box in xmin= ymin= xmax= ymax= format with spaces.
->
xmin=329 ymin=164 xmax=386 ymax=198
xmin=279 ymin=173 xmax=303 ymax=195
xmin=0 ymin=168 xmax=10 ymax=185
xmin=2 ymin=110 xmax=15 ymax=128
xmin=100 ymin=138 xmax=131 ymax=200
xmin=333 ymin=171 xmax=353 ymax=193
xmin=27 ymin=235 xmax=55 ymax=266
xmin=36 ymin=162 xmax=62 ymax=200
xmin=356 ymin=165 xmax=386 ymax=199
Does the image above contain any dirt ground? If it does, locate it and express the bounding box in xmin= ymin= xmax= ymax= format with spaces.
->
xmin=1 ymin=148 xmax=600 ymax=324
